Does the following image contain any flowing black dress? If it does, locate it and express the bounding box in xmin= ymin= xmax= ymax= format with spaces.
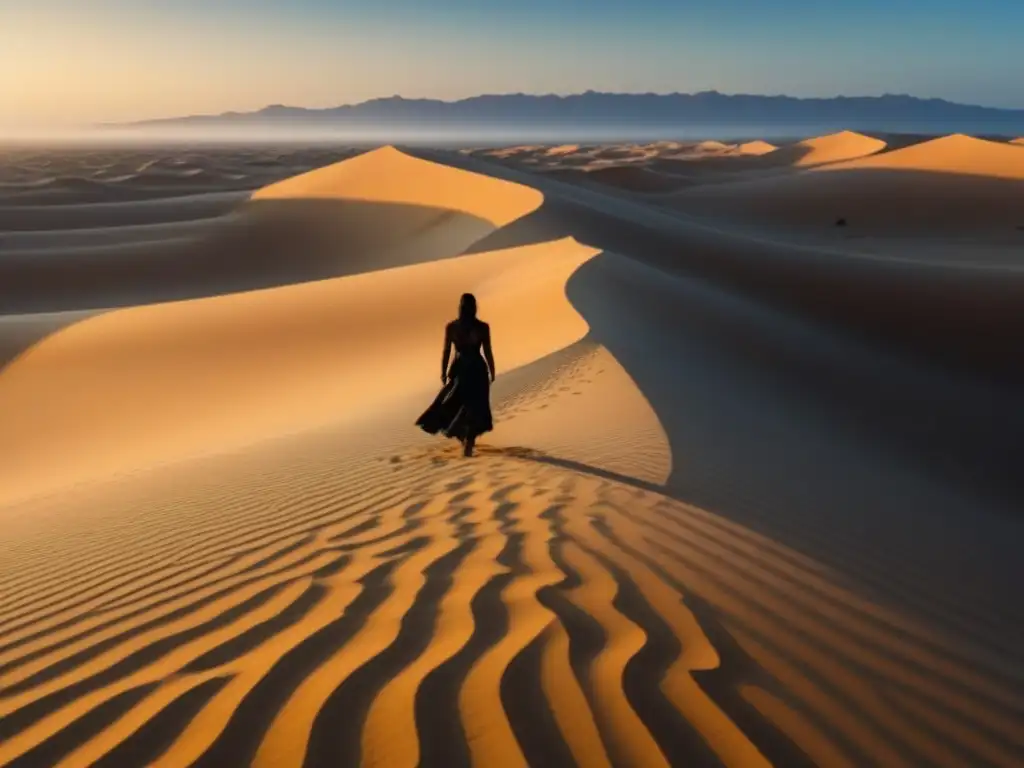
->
xmin=416 ymin=321 xmax=493 ymax=442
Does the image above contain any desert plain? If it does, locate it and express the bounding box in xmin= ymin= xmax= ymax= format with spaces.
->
xmin=1 ymin=132 xmax=1023 ymax=767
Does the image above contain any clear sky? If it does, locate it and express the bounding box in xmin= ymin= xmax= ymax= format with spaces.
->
xmin=2 ymin=0 xmax=1022 ymax=126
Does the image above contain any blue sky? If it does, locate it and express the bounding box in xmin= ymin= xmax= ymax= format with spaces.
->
xmin=2 ymin=0 xmax=1022 ymax=125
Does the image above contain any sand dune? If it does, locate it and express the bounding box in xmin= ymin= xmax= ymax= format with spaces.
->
xmin=253 ymin=145 xmax=541 ymax=234
xmin=694 ymin=140 xmax=731 ymax=153
xmin=776 ymin=130 xmax=886 ymax=166
xmin=0 ymin=146 xmax=358 ymax=206
xmin=0 ymin=191 xmax=246 ymax=234
xmin=0 ymin=235 xmax=595 ymax=505
xmin=668 ymin=133 xmax=1024 ymax=235
xmin=1009 ymin=137 xmax=1024 ymax=145
xmin=0 ymin=146 xmax=544 ymax=313
xmin=1 ymin=143 xmax=1022 ymax=767
xmin=736 ymin=140 xmax=778 ymax=156
xmin=827 ymin=133 xmax=1024 ymax=177
xmin=467 ymin=132 xmax=887 ymax=197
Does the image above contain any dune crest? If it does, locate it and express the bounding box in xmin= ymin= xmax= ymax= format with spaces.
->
xmin=825 ymin=133 xmax=1024 ymax=178
xmin=544 ymin=144 xmax=580 ymax=156
xmin=253 ymin=145 xmax=543 ymax=228
xmin=737 ymin=140 xmax=777 ymax=155
xmin=0 ymin=147 xmax=549 ymax=314
xmin=695 ymin=140 xmax=732 ymax=153
xmin=668 ymin=131 xmax=1024 ymax=235
xmin=782 ymin=130 xmax=887 ymax=166
xmin=0 ymin=234 xmax=599 ymax=506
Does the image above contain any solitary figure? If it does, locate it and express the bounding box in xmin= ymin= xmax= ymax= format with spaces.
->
xmin=416 ymin=293 xmax=495 ymax=456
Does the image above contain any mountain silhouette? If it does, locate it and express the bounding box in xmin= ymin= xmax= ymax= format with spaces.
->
xmin=123 ymin=91 xmax=1024 ymax=132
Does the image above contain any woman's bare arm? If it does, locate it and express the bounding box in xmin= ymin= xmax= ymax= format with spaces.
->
xmin=441 ymin=324 xmax=452 ymax=382
xmin=482 ymin=324 xmax=496 ymax=381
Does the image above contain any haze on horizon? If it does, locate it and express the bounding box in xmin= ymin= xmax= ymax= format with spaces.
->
xmin=2 ymin=0 xmax=1023 ymax=133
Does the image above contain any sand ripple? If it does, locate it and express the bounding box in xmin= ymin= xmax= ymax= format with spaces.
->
xmin=2 ymin=141 xmax=1022 ymax=767
xmin=1 ymin=425 xmax=1020 ymax=767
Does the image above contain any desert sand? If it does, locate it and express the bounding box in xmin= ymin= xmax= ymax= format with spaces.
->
xmin=662 ymin=133 xmax=1024 ymax=238
xmin=1 ymin=137 xmax=1022 ymax=767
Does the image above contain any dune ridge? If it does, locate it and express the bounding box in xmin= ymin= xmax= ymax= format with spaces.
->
xmin=0 ymin=146 xmax=545 ymax=314
xmin=0 ymin=147 xmax=568 ymax=503
xmin=464 ymin=132 xmax=888 ymax=196
xmin=824 ymin=133 xmax=1024 ymax=178
xmin=1 ymin=144 xmax=1022 ymax=767
xmin=666 ymin=132 xmax=1024 ymax=237
xmin=736 ymin=140 xmax=777 ymax=156
xmin=778 ymin=130 xmax=886 ymax=166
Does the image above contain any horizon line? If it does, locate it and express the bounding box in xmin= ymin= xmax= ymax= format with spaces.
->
xmin=111 ymin=89 xmax=1024 ymax=128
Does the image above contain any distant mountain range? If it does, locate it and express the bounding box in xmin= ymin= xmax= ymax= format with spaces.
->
xmin=125 ymin=91 xmax=1024 ymax=131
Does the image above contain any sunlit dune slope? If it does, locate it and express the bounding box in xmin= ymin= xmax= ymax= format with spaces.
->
xmin=694 ymin=140 xmax=731 ymax=152
xmin=0 ymin=235 xmax=596 ymax=506
xmin=771 ymin=130 xmax=887 ymax=167
xmin=736 ymin=140 xmax=777 ymax=156
xmin=825 ymin=133 xmax=1024 ymax=178
xmin=670 ymin=133 xmax=1024 ymax=234
xmin=252 ymin=145 xmax=542 ymax=226
xmin=0 ymin=146 xmax=581 ymax=504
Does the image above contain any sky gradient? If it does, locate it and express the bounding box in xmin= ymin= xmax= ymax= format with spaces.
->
xmin=3 ymin=0 xmax=1022 ymax=127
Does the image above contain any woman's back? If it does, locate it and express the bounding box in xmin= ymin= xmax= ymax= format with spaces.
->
xmin=449 ymin=318 xmax=487 ymax=355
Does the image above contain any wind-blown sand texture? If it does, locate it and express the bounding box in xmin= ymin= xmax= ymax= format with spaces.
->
xmin=1 ymin=140 xmax=1023 ymax=767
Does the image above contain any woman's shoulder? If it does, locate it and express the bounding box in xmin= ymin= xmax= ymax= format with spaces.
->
xmin=448 ymin=318 xmax=488 ymax=334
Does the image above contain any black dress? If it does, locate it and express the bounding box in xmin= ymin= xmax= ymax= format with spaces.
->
xmin=416 ymin=321 xmax=493 ymax=442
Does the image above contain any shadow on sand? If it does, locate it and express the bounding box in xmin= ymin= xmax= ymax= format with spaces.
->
xmin=0 ymin=195 xmax=500 ymax=380
xmin=0 ymin=198 xmax=496 ymax=314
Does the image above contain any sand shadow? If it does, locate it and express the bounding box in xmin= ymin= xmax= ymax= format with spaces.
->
xmin=419 ymin=151 xmax=1024 ymax=514
xmin=477 ymin=444 xmax=665 ymax=495
xmin=0 ymin=198 xmax=498 ymax=314
xmin=0 ymin=189 xmax=510 ymax=374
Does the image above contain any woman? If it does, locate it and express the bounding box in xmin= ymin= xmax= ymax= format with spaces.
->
xmin=416 ymin=293 xmax=495 ymax=456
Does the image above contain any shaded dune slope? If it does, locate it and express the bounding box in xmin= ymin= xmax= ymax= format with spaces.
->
xmin=0 ymin=147 xmax=360 ymax=207
xmin=1 ymin=147 xmax=1022 ymax=767
xmin=0 ymin=148 xmax=553 ymax=501
xmin=442 ymin=146 xmax=1024 ymax=394
xmin=546 ymin=165 xmax=691 ymax=194
xmin=0 ymin=147 xmax=542 ymax=314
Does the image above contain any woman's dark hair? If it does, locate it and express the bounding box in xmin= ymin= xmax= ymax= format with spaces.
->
xmin=458 ymin=293 xmax=477 ymax=321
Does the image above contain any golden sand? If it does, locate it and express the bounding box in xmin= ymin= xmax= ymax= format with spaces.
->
xmin=1 ymin=141 xmax=1022 ymax=767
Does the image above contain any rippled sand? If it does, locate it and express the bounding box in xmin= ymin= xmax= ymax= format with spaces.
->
xmin=1 ymin=140 xmax=1022 ymax=767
